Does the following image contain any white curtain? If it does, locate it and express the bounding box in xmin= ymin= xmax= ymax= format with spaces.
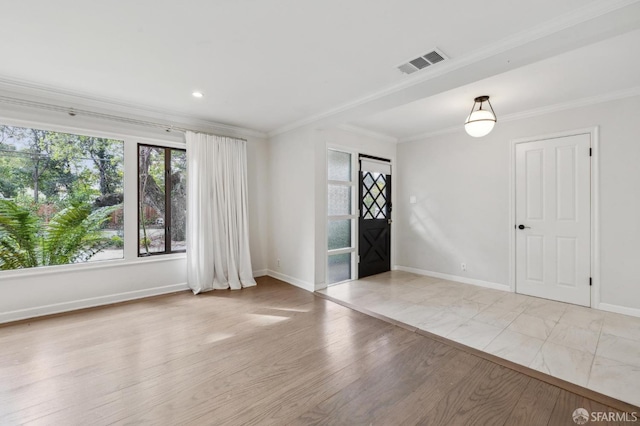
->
xmin=185 ymin=131 xmax=256 ymax=293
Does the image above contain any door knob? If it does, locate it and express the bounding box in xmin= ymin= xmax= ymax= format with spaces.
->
xmin=518 ymin=224 xmax=531 ymax=230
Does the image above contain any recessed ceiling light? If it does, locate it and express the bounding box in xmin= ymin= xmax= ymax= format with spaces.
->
xmin=192 ymin=91 xmax=204 ymax=98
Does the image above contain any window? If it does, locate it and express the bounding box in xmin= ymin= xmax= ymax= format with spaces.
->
xmin=362 ymin=171 xmax=388 ymax=219
xmin=138 ymin=144 xmax=186 ymax=255
xmin=0 ymin=124 xmax=124 ymax=271
xmin=327 ymin=149 xmax=357 ymax=284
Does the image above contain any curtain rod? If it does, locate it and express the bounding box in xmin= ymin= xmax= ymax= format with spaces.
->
xmin=0 ymin=95 xmax=247 ymax=141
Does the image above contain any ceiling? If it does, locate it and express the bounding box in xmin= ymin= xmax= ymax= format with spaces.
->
xmin=1 ymin=1 xmax=639 ymax=136
xmin=351 ymin=28 xmax=640 ymax=141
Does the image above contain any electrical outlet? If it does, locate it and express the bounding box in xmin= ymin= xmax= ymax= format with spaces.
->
xmin=461 ymin=263 xmax=467 ymax=271
xmin=277 ymin=258 xmax=281 ymax=268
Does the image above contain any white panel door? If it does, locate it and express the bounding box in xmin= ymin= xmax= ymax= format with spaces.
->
xmin=515 ymin=134 xmax=591 ymax=306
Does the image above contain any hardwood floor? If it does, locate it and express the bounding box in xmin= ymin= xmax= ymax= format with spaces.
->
xmin=0 ymin=277 xmax=634 ymax=425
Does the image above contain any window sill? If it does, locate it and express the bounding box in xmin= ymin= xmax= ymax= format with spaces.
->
xmin=0 ymin=253 xmax=187 ymax=281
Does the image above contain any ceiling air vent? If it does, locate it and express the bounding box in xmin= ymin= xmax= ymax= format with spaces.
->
xmin=397 ymin=49 xmax=447 ymax=75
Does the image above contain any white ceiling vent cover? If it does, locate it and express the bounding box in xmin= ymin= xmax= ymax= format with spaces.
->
xmin=397 ymin=49 xmax=447 ymax=75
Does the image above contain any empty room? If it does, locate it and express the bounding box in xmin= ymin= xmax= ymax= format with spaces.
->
xmin=1 ymin=1 xmax=640 ymax=425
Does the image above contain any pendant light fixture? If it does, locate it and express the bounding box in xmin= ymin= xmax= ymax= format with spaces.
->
xmin=464 ymin=95 xmax=496 ymax=137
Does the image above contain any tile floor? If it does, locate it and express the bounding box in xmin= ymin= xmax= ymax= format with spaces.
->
xmin=318 ymin=270 xmax=640 ymax=407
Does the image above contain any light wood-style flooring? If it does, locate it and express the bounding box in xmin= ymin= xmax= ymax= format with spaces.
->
xmin=0 ymin=277 xmax=634 ymax=425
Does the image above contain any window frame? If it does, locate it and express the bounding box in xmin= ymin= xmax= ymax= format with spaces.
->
xmin=0 ymin=121 xmax=126 ymax=272
xmin=137 ymin=143 xmax=186 ymax=256
xmin=0 ymin=113 xmax=187 ymax=280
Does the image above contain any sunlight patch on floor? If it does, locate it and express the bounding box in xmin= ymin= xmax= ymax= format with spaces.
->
xmin=246 ymin=313 xmax=290 ymax=326
xmin=203 ymin=333 xmax=235 ymax=344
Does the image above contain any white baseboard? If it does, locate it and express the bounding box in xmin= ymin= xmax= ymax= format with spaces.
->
xmin=266 ymin=270 xmax=314 ymax=292
xmin=395 ymin=265 xmax=511 ymax=292
xmin=597 ymin=303 xmax=640 ymax=318
xmin=253 ymin=269 xmax=268 ymax=277
xmin=314 ymin=282 xmax=328 ymax=291
xmin=0 ymin=283 xmax=190 ymax=325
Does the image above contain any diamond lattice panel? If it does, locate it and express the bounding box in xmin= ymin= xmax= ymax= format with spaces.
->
xmin=362 ymin=172 xmax=387 ymax=220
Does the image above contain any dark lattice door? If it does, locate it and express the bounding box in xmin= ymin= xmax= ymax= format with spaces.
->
xmin=358 ymin=170 xmax=391 ymax=278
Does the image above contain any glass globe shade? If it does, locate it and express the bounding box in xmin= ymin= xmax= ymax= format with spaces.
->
xmin=464 ymin=110 xmax=496 ymax=137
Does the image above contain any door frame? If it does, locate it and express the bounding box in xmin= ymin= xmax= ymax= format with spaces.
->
xmin=324 ymin=143 xmax=395 ymax=286
xmin=508 ymin=127 xmax=600 ymax=308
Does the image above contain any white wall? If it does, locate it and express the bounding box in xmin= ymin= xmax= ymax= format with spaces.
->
xmin=0 ymin=103 xmax=269 ymax=323
xmin=396 ymin=95 xmax=640 ymax=314
xmin=266 ymin=127 xmax=317 ymax=290
xmin=396 ymin=125 xmax=509 ymax=287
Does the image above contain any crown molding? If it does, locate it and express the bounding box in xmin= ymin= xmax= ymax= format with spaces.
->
xmin=0 ymin=76 xmax=268 ymax=140
xmin=399 ymin=86 xmax=640 ymax=143
xmin=336 ymin=124 xmax=398 ymax=144
xmin=500 ymin=86 xmax=640 ymax=123
xmin=268 ymin=0 xmax=640 ymax=138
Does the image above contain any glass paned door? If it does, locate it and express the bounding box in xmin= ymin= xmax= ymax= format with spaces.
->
xmin=327 ymin=149 xmax=356 ymax=285
xmin=328 ymin=184 xmax=351 ymax=216
xmin=328 ymin=253 xmax=351 ymax=283
xmin=328 ymin=150 xmax=351 ymax=181
xmin=328 ymin=220 xmax=351 ymax=250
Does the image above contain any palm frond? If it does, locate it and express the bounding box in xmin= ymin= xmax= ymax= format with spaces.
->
xmin=0 ymin=200 xmax=39 ymax=269
xmin=0 ymin=200 xmax=120 ymax=269
xmin=43 ymin=204 xmax=120 ymax=265
xmin=0 ymin=239 xmax=34 ymax=270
